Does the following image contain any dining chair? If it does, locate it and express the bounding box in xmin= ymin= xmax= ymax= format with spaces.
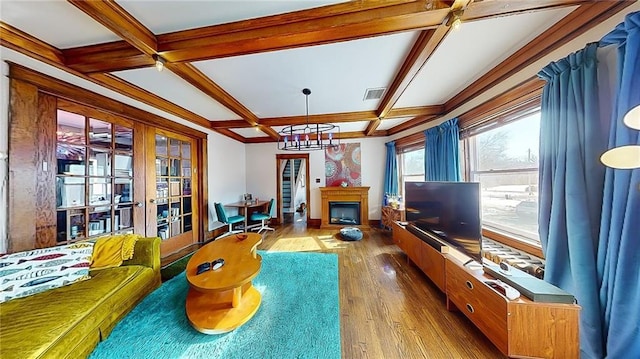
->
xmin=250 ymin=199 xmax=275 ymax=234
xmin=214 ymin=202 xmax=245 ymax=239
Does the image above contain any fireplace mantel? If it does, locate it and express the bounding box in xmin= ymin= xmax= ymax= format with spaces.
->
xmin=319 ymin=187 xmax=369 ymax=229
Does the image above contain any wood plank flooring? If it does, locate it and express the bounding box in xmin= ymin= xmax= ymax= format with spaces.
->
xmin=163 ymin=222 xmax=506 ymax=358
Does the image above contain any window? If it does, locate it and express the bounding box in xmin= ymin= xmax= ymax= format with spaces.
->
xmin=465 ymin=112 xmax=540 ymax=245
xmin=399 ymin=148 xmax=424 ymax=199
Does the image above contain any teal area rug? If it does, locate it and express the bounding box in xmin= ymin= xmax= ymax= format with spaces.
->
xmin=90 ymin=251 xmax=340 ymax=359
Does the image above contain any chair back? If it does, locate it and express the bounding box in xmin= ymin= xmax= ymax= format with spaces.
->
xmin=214 ymin=202 xmax=228 ymax=223
xmin=267 ymin=198 xmax=275 ymax=217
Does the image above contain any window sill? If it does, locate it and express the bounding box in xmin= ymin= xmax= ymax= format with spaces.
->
xmin=482 ymin=227 xmax=544 ymax=259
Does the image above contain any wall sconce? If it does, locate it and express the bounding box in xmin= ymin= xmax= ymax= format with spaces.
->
xmin=446 ymin=9 xmax=464 ymax=31
xmin=600 ymin=104 xmax=640 ymax=169
xmin=152 ymin=54 xmax=165 ymax=72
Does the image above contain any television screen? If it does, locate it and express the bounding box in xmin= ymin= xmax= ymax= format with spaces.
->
xmin=405 ymin=181 xmax=482 ymax=263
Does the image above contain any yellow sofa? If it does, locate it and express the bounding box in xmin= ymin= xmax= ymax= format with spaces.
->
xmin=0 ymin=237 xmax=161 ymax=359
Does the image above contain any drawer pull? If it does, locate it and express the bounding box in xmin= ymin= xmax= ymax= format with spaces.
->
xmin=465 ymin=281 xmax=474 ymax=290
xmin=466 ymin=303 xmax=474 ymax=313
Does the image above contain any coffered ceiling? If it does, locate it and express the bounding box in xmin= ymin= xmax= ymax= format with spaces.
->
xmin=0 ymin=1 xmax=634 ymax=143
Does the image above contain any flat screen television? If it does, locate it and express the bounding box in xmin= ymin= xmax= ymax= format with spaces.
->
xmin=404 ymin=181 xmax=482 ymax=263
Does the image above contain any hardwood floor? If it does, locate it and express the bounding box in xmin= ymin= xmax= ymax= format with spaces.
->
xmin=163 ymin=221 xmax=506 ymax=358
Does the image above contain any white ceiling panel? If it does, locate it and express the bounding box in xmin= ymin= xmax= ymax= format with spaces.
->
xmin=232 ymin=127 xmax=265 ymax=139
xmin=396 ymin=6 xmax=576 ymax=107
xmin=377 ymin=117 xmax=413 ymax=131
xmin=337 ymin=121 xmax=369 ymax=133
xmin=118 ymin=0 xmax=348 ymax=34
xmin=0 ymin=1 xmax=121 ymax=48
xmin=113 ymin=67 xmax=241 ymax=120
xmin=194 ymin=31 xmax=420 ymax=118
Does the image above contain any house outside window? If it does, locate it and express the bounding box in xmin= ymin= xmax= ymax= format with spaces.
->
xmin=465 ymin=112 xmax=540 ymax=245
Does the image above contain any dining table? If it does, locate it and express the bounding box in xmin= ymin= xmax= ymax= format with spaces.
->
xmin=225 ymin=200 xmax=270 ymax=230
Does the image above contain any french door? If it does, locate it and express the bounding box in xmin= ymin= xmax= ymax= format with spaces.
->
xmin=146 ymin=128 xmax=199 ymax=256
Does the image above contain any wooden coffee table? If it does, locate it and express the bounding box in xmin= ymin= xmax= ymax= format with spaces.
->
xmin=185 ymin=232 xmax=262 ymax=334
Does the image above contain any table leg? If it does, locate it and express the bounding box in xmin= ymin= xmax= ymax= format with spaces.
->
xmin=232 ymin=286 xmax=242 ymax=308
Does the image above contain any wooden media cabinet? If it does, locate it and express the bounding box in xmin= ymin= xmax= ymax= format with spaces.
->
xmin=391 ymin=222 xmax=580 ymax=359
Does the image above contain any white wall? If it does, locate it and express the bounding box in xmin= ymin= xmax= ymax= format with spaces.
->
xmin=207 ymin=132 xmax=246 ymax=224
xmin=245 ymin=137 xmax=387 ymax=220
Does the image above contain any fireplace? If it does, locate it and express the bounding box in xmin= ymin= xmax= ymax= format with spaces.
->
xmin=329 ymin=202 xmax=361 ymax=225
xmin=319 ymin=187 xmax=369 ymax=229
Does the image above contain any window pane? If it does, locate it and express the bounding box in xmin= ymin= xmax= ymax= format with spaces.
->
xmin=181 ymin=141 xmax=191 ymax=159
xmin=115 ymin=154 xmax=132 ymax=177
xmin=402 ymin=149 xmax=424 ymax=176
xmin=170 ymin=138 xmax=180 ymax=157
xmin=89 ymin=148 xmax=111 ymax=177
xmin=475 ymin=172 xmax=539 ymax=242
xmin=475 ymin=113 xmax=539 ymax=171
xmin=156 ymin=135 xmax=167 ymax=156
xmin=57 ymin=110 xmax=85 ymax=145
xmin=89 ymin=118 xmax=112 ymax=147
xmin=114 ymin=125 xmax=133 ymax=151
xmin=469 ymin=112 xmax=540 ymax=244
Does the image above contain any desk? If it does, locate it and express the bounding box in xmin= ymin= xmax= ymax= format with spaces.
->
xmin=225 ymin=200 xmax=269 ymax=230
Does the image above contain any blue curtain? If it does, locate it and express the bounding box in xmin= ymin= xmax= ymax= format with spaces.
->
xmin=537 ymin=43 xmax=607 ymax=359
xmin=424 ymin=118 xmax=461 ymax=181
xmin=597 ymin=12 xmax=640 ymax=359
xmin=383 ymin=141 xmax=398 ymax=202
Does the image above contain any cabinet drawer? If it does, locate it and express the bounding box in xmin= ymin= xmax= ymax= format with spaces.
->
xmin=446 ymin=261 xmax=508 ymax=353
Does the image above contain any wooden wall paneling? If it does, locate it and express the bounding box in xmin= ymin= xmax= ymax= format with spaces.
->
xmin=8 ymin=79 xmax=39 ymax=252
xmin=57 ymin=99 xmax=134 ymax=128
xmin=143 ymin=126 xmax=158 ymax=238
xmin=132 ymin=122 xmax=147 ymax=234
xmin=35 ymin=94 xmax=57 ymax=248
xmin=8 ymin=63 xmax=208 ymax=140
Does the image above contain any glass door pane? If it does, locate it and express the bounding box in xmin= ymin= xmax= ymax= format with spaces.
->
xmin=56 ymin=109 xmax=135 ymax=244
xmin=149 ymin=130 xmax=198 ymax=256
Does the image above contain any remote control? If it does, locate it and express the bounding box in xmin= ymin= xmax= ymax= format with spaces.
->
xmin=486 ymin=279 xmax=521 ymax=300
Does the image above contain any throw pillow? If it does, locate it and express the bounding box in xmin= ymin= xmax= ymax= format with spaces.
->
xmin=90 ymin=234 xmax=140 ymax=270
xmin=0 ymin=242 xmax=93 ymax=303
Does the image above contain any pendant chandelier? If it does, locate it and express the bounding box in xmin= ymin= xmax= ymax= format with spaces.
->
xmin=277 ymin=88 xmax=340 ymax=151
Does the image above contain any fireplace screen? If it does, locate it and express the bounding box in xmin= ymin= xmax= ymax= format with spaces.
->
xmin=329 ymin=202 xmax=361 ymax=225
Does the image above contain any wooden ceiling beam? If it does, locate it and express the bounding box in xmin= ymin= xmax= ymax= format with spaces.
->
xmin=258 ymin=125 xmax=281 ymax=139
xmin=214 ymin=128 xmax=246 ymax=143
xmin=61 ymin=0 xmax=587 ymax=74
xmin=0 ymin=22 xmax=217 ymax=133
xmin=164 ymin=63 xmax=265 ymax=127
xmin=260 ymin=111 xmax=380 ymax=127
xmin=63 ymin=1 xmax=452 ymax=73
xmin=1 ymin=22 xmax=65 ymax=66
xmin=89 ymin=73 xmax=213 ymax=129
xmin=67 ymin=0 xmax=157 ymax=55
xmin=445 ymin=0 xmax=634 ymax=113
xmin=387 ymin=115 xmax=440 ymax=135
xmin=66 ymin=1 xmax=271 ymax=139
xmin=387 ymin=105 xmax=445 ymax=118
xmin=376 ymin=0 xmax=471 ymax=120
xmin=210 ymin=120 xmax=253 ymax=129
xmin=364 ymin=118 xmax=382 ymax=136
